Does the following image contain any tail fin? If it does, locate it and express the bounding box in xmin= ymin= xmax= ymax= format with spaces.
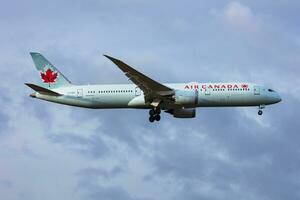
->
xmin=30 ymin=52 xmax=72 ymax=88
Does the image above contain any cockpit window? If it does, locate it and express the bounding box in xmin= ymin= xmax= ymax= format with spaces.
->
xmin=268 ymin=89 xmax=275 ymax=92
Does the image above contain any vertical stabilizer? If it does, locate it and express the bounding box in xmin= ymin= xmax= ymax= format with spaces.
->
xmin=30 ymin=52 xmax=72 ymax=88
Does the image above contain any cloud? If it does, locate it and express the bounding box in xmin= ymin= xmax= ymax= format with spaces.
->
xmin=76 ymin=166 xmax=124 ymax=180
xmin=0 ymin=0 xmax=300 ymax=200
xmin=80 ymin=185 xmax=147 ymax=200
xmin=0 ymin=180 xmax=13 ymax=188
xmin=0 ymin=112 xmax=9 ymax=136
xmin=75 ymin=165 xmax=152 ymax=200
xmin=223 ymin=1 xmax=261 ymax=33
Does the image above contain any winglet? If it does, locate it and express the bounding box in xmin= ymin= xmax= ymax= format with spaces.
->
xmin=25 ymin=83 xmax=61 ymax=96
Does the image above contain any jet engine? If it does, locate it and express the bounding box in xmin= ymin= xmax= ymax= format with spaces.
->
xmin=166 ymin=108 xmax=196 ymax=118
xmin=173 ymin=90 xmax=198 ymax=106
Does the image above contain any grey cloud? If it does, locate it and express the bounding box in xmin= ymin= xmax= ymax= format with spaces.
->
xmin=76 ymin=167 xmax=151 ymax=200
xmin=145 ymin=98 xmax=300 ymax=200
xmin=0 ymin=180 xmax=13 ymax=189
xmin=0 ymin=0 xmax=300 ymax=200
xmin=48 ymin=132 xmax=109 ymax=159
xmin=0 ymin=111 xmax=9 ymax=136
xmin=81 ymin=185 xmax=149 ymax=200
xmin=76 ymin=166 xmax=124 ymax=180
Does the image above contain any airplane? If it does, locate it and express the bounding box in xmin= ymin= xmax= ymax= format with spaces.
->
xmin=25 ymin=52 xmax=282 ymax=122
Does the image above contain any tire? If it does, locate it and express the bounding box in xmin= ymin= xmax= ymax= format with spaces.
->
xmin=149 ymin=109 xmax=155 ymax=116
xmin=149 ymin=116 xmax=155 ymax=122
xmin=258 ymin=110 xmax=263 ymax=115
xmin=155 ymin=114 xmax=161 ymax=121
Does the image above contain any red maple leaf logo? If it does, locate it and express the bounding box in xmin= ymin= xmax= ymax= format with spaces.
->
xmin=40 ymin=68 xmax=58 ymax=85
xmin=241 ymin=84 xmax=248 ymax=89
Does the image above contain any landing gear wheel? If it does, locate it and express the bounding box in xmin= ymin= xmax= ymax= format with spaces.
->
xmin=149 ymin=109 xmax=155 ymax=116
xmin=258 ymin=110 xmax=263 ymax=115
xmin=149 ymin=108 xmax=161 ymax=115
xmin=149 ymin=116 xmax=155 ymax=122
xmin=155 ymin=114 xmax=161 ymax=121
xmin=149 ymin=108 xmax=162 ymax=122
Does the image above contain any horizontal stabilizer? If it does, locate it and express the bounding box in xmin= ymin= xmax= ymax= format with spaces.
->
xmin=25 ymin=83 xmax=61 ymax=96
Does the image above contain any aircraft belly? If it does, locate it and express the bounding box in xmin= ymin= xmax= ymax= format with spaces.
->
xmin=89 ymin=96 xmax=131 ymax=108
xmin=37 ymin=94 xmax=132 ymax=109
xmin=198 ymin=93 xmax=265 ymax=107
xmin=36 ymin=89 xmax=270 ymax=109
xmin=92 ymin=95 xmax=142 ymax=108
xmin=127 ymin=96 xmax=149 ymax=108
xmin=36 ymin=94 xmax=94 ymax=108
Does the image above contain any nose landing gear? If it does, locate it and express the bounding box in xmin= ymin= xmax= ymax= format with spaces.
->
xmin=149 ymin=108 xmax=161 ymax=122
xmin=258 ymin=105 xmax=265 ymax=116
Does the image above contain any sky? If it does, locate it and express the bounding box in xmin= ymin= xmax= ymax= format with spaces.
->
xmin=0 ymin=0 xmax=300 ymax=199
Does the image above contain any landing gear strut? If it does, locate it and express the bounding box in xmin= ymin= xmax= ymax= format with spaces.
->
xmin=149 ymin=108 xmax=161 ymax=122
xmin=258 ymin=105 xmax=265 ymax=116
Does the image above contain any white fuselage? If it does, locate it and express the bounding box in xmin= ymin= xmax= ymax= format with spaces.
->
xmin=33 ymin=82 xmax=281 ymax=109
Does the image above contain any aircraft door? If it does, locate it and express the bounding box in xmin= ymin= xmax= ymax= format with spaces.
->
xmin=77 ymin=89 xmax=83 ymax=97
xmin=254 ymin=86 xmax=260 ymax=95
xmin=195 ymin=90 xmax=199 ymax=105
xmin=135 ymin=87 xmax=141 ymax=96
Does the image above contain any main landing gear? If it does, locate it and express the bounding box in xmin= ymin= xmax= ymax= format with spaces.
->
xmin=258 ymin=105 xmax=265 ymax=116
xmin=149 ymin=108 xmax=161 ymax=123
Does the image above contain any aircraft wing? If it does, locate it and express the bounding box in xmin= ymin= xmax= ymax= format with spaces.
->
xmin=104 ymin=55 xmax=174 ymax=104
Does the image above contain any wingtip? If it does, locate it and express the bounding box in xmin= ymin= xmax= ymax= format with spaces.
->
xmin=29 ymin=52 xmax=42 ymax=58
xmin=104 ymin=54 xmax=120 ymax=63
xmin=103 ymin=54 xmax=113 ymax=59
xmin=29 ymin=52 xmax=40 ymax=55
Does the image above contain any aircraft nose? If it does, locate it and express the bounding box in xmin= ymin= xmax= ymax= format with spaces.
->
xmin=267 ymin=92 xmax=281 ymax=104
xmin=274 ymin=93 xmax=282 ymax=103
xmin=277 ymin=95 xmax=282 ymax=103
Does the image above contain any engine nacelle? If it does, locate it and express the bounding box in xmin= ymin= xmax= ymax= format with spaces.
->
xmin=166 ymin=108 xmax=196 ymax=118
xmin=173 ymin=90 xmax=198 ymax=106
